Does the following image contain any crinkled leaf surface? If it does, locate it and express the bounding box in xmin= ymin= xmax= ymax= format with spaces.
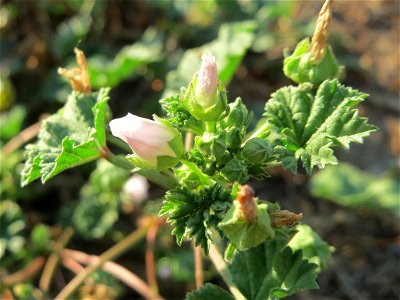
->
xmin=162 ymin=21 xmax=256 ymax=98
xmin=265 ymin=79 xmax=376 ymax=174
xmin=186 ymin=283 xmax=235 ymax=300
xmin=229 ymin=229 xmax=318 ymax=300
xmin=21 ymin=88 xmax=110 ymax=186
xmin=160 ymin=184 xmax=232 ymax=255
xmin=310 ymin=164 xmax=400 ymax=216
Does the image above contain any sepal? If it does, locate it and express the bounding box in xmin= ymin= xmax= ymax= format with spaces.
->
xmin=182 ymin=78 xmax=228 ymax=122
xmin=219 ymin=201 xmax=275 ymax=250
xmin=283 ymin=38 xmax=341 ymax=86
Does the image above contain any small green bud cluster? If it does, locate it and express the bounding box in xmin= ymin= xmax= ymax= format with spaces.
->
xmin=283 ymin=38 xmax=342 ymax=86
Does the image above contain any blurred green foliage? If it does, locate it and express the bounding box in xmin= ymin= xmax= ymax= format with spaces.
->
xmin=310 ymin=164 xmax=400 ymax=215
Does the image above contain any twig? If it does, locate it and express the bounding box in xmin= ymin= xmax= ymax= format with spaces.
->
xmin=55 ymin=218 xmax=154 ymax=299
xmin=2 ymin=121 xmax=42 ymax=155
xmin=208 ymin=245 xmax=245 ymax=299
xmin=63 ymin=249 xmax=163 ymax=300
xmin=39 ymin=227 xmax=74 ymax=294
xmin=193 ymin=241 xmax=204 ymax=289
xmin=310 ymin=0 xmax=333 ymax=62
xmin=146 ymin=219 xmax=162 ymax=295
xmin=1 ymin=256 xmax=46 ymax=288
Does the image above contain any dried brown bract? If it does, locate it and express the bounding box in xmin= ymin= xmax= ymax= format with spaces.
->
xmin=58 ymin=48 xmax=91 ymax=94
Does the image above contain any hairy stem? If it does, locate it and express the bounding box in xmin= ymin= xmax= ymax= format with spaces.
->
xmin=55 ymin=219 xmax=154 ymax=299
xmin=185 ymin=132 xmax=204 ymax=289
xmin=106 ymin=132 xmax=132 ymax=153
xmin=209 ymin=245 xmax=245 ymax=299
xmin=244 ymin=121 xmax=270 ymax=144
xmin=104 ymin=148 xmax=178 ymax=189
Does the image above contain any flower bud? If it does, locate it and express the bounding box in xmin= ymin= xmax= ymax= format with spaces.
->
xmin=283 ymin=38 xmax=341 ymax=86
xmin=182 ymin=52 xmax=228 ymax=121
xmin=195 ymin=52 xmax=218 ymax=108
xmin=109 ymin=113 xmax=183 ymax=170
xmin=220 ymin=98 xmax=251 ymax=130
xmin=220 ymin=158 xmax=249 ymax=184
xmin=240 ymin=138 xmax=273 ymax=164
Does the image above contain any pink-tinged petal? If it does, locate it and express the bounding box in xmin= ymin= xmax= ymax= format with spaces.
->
xmin=195 ymin=52 xmax=218 ymax=107
xmin=109 ymin=113 xmax=177 ymax=166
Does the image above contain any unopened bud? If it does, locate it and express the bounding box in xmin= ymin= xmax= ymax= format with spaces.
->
xmin=195 ymin=52 xmax=218 ymax=108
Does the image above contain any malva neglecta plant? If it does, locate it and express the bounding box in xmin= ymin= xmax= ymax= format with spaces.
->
xmin=20 ymin=1 xmax=376 ymax=299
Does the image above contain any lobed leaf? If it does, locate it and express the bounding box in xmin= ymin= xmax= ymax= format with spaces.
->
xmin=229 ymin=229 xmax=318 ymax=300
xmin=288 ymin=224 xmax=334 ymax=271
xmin=186 ymin=283 xmax=235 ymax=300
xmin=160 ymin=184 xmax=232 ymax=254
xmin=265 ymin=79 xmax=376 ymax=174
xmin=21 ymin=88 xmax=110 ymax=186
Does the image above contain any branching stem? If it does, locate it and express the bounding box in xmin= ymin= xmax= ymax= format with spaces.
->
xmin=55 ymin=220 xmax=154 ymax=299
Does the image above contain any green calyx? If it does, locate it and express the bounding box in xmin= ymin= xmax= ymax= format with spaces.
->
xmin=240 ymin=138 xmax=273 ymax=164
xmin=182 ymin=77 xmax=228 ymax=122
xmin=219 ymin=201 xmax=275 ymax=250
xmin=127 ymin=117 xmax=184 ymax=171
xmin=283 ymin=38 xmax=341 ymax=86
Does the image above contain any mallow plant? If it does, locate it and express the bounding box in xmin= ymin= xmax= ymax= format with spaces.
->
xmin=21 ymin=1 xmax=376 ymax=299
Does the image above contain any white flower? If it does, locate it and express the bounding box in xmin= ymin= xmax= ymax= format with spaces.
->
xmin=109 ymin=113 xmax=178 ymax=167
xmin=195 ymin=52 xmax=218 ymax=108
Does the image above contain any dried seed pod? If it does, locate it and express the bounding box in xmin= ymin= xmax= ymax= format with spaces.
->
xmin=310 ymin=0 xmax=333 ymax=62
xmin=270 ymin=210 xmax=303 ymax=228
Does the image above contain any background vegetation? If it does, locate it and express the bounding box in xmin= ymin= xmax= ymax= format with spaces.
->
xmin=1 ymin=1 xmax=399 ymax=299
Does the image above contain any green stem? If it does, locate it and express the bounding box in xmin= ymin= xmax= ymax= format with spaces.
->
xmin=105 ymin=149 xmax=178 ymax=190
xmin=209 ymin=244 xmax=245 ymax=299
xmin=243 ymin=122 xmax=270 ymax=145
xmin=56 ymin=222 xmax=152 ymax=299
xmin=106 ymin=132 xmax=132 ymax=153
xmin=205 ymin=121 xmax=216 ymax=133
xmin=136 ymin=169 xmax=178 ymax=190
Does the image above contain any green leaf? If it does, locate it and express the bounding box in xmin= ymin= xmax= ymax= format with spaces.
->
xmin=162 ymin=21 xmax=256 ymax=98
xmin=310 ymin=164 xmax=400 ymax=216
xmin=229 ymin=229 xmax=318 ymax=300
xmin=0 ymin=105 xmax=26 ymax=145
xmin=88 ymin=28 xmax=163 ymax=88
xmin=160 ymin=184 xmax=232 ymax=254
xmin=265 ymin=79 xmax=376 ymax=174
xmin=31 ymin=224 xmax=51 ymax=253
xmin=21 ymin=88 xmax=110 ymax=186
xmin=73 ymin=160 xmax=130 ymax=239
xmin=52 ymin=14 xmax=92 ymax=58
xmin=0 ymin=200 xmax=26 ymax=258
xmin=159 ymin=94 xmax=204 ymax=134
xmin=186 ymin=283 xmax=235 ymax=300
xmin=288 ymin=224 xmax=334 ymax=271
